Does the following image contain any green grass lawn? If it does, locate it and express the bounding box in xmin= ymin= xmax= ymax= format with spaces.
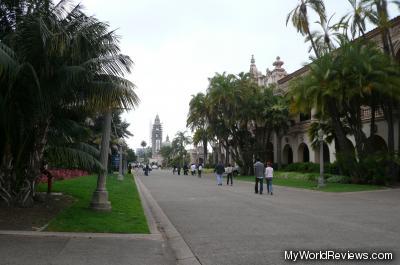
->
xmin=235 ymin=172 xmax=384 ymax=192
xmin=37 ymin=174 xmax=149 ymax=233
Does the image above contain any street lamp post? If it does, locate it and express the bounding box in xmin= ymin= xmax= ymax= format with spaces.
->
xmin=118 ymin=139 xmax=124 ymax=181
xmin=318 ymin=129 xmax=325 ymax=188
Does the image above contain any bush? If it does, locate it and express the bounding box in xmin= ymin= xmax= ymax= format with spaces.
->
xmin=38 ymin=168 xmax=89 ymax=183
xmin=281 ymin=162 xmax=341 ymax=175
xmin=326 ymin=175 xmax=351 ymax=184
xmin=282 ymin=162 xmax=319 ymax=173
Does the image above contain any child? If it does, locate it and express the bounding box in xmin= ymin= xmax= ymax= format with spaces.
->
xmin=265 ymin=162 xmax=274 ymax=195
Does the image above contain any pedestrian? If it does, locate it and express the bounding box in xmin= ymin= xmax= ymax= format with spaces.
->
xmin=183 ymin=164 xmax=189 ymax=175
xmin=214 ymin=161 xmax=225 ymax=186
xmin=254 ymin=158 xmax=264 ymax=194
xmin=265 ymin=161 xmax=274 ymax=195
xmin=177 ymin=165 xmax=181 ymax=175
xmin=190 ymin=164 xmax=196 ymax=176
xmin=144 ymin=164 xmax=150 ymax=176
xmin=226 ymin=163 xmax=233 ymax=186
xmin=173 ymin=165 xmax=177 ymax=175
xmin=197 ymin=163 xmax=203 ymax=178
xmin=128 ymin=163 xmax=132 ymax=174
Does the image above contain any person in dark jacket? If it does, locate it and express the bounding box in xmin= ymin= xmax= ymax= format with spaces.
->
xmin=214 ymin=161 xmax=225 ymax=186
xmin=254 ymin=158 xmax=264 ymax=194
xmin=183 ymin=164 xmax=189 ymax=175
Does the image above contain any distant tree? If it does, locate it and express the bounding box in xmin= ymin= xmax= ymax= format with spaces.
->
xmin=126 ymin=148 xmax=137 ymax=162
xmin=160 ymin=145 xmax=173 ymax=166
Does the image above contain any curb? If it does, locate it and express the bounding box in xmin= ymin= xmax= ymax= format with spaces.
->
xmin=0 ymin=230 xmax=162 ymax=240
xmin=135 ymin=175 xmax=202 ymax=265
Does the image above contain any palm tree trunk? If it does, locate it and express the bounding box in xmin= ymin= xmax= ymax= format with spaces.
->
xmin=202 ymin=138 xmax=207 ymax=166
xmin=307 ymin=28 xmax=320 ymax=58
xmin=276 ymin=132 xmax=282 ymax=170
xmin=90 ymin=110 xmax=112 ymax=211
xmin=370 ymin=105 xmax=376 ymax=138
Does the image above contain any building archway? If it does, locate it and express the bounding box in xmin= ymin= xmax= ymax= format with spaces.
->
xmin=266 ymin=142 xmax=274 ymax=163
xmin=364 ymin=135 xmax=388 ymax=154
xmin=298 ymin=143 xmax=310 ymax=162
xmin=282 ymin=144 xmax=293 ymax=165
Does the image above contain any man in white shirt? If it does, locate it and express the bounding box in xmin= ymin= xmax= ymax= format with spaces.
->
xmin=225 ymin=164 xmax=233 ymax=186
xmin=190 ymin=164 xmax=196 ymax=176
xmin=197 ymin=163 xmax=203 ymax=178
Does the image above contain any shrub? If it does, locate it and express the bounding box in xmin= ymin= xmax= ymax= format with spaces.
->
xmin=282 ymin=162 xmax=319 ymax=173
xmin=326 ymin=175 xmax=351 ymax=184
xmin=38 ymin=168 xmax=89 ymax=183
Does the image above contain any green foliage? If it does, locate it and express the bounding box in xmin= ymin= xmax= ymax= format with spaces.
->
xmin=282 ymin=162 xmax=320 ymax=173
xmin=0 ymin=1 xmax=139 ymax=206
xmin=170 ymin=131 xmax=192 ymax=166
xmin=37 ymin=174 xmax=149 ymax=233
xmin=326 ymin=175 xmax=351 ymax=184
xmin=126 ymin=148 xmax=137 ymax=162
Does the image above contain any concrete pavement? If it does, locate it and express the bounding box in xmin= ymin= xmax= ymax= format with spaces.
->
xmin=138 ymin=169 xmax=400 ymax=265
xmin=0 ymin=173 xmax=178 ymax=265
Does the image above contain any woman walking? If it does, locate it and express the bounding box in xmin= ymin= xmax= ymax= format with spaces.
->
xmin=265 ymin=162 xmax=274 ymax=195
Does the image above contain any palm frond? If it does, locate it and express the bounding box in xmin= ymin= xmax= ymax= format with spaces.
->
xmin=46 ymin=146 xmax=104 ymax=172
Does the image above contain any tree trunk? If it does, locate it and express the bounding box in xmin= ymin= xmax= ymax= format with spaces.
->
xmin=276 ymin=132 xmax=282 ymax=170
xmin=383 ymin=103 xmax=397 ymax=183
xmin=90 ymin=110 xmax=112 ymax=210
xmin=202 ymin=138 xmax=208 ymax=166
xmin=370 ymin=105 xmax=376 ymax=138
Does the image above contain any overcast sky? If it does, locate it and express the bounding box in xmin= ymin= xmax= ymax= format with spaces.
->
xmin=82 ymin=0 xmax=396 ymax=150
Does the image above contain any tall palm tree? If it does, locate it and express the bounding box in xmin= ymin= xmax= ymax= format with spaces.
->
xmin=361 ymin=0 xmax=400 ymax=182
xmin=343 ymin=0 xmax=368 ymax=39
xmin=187 ymin=92 xmax=210 ymax=164
xmin=0 ymin=1 xmax=139 ymax=206
xmin=286 ymin=0 xmax=326 ymax=58
xmin=207 ymin=72 xmax=242 ymax=164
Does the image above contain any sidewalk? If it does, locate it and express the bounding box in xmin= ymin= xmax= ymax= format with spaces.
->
xmin=0 ymin=174 xmax=182 ymax=265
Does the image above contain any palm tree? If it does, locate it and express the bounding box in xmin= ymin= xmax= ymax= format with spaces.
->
xmin=0 ymin=1 xmax=139 ymax=206
xmin=187 ymin=92 xmax=210 ymax=165
xmin=361 ymin=0 xmax=400 ymax=182
xmin=343 ymin=0 xmax=368 ymax=39
xmin=286 ymin=0 xmax=326 ymax=58
xmin=207 ymin=72 xmax=241 ymax=164
xmin=172 ymin=131 xmax=192 ymax=166
xmin=140 ymin=140 xmax=147 ymax=161
xmin=288 ymin=40 xmax=400 ymax=180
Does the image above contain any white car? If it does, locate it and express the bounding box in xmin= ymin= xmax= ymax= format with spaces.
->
xmin=151 ymin=165 xmax=158 ymax=169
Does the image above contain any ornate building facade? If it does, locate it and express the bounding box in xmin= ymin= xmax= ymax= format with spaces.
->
xmin=256 ymin=17 xmax=400 ymax=166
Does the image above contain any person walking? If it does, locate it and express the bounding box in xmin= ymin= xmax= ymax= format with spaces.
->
xmin=226 ymin=163 xmax=233 ymax=186
xmin=172 ymin=165 xmax=177 ymax=175
xmin=197 ymin=163 xmax=203 ymax=178
xmin=144 ymin=164 xmax=150 ymax=176
xmin=265 ymin=161 xmax=274 ymax=195
xmin=190 ymin=164 xmax=196 ymax=176
xmin=254 ymin=158 xmax=264 ymax=194
xmin=183 ymin=164 xmax=189 ymax=175
xmin=214 ymin=161 xmax=225 ymax=186
xmin=177 ymin=165 xmax=181 ymax=175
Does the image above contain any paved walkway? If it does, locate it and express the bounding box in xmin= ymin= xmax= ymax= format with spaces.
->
xmin=0 ymin=174 xmax=176 ymax=265
xmin=0 ymin=233 xmax=175 ymax=265
xmin=138 ymin=169 xmax=400 ymax=265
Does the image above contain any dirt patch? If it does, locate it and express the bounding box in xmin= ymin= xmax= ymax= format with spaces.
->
xmin=0 ymin=194 xmax=75 ymax=231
